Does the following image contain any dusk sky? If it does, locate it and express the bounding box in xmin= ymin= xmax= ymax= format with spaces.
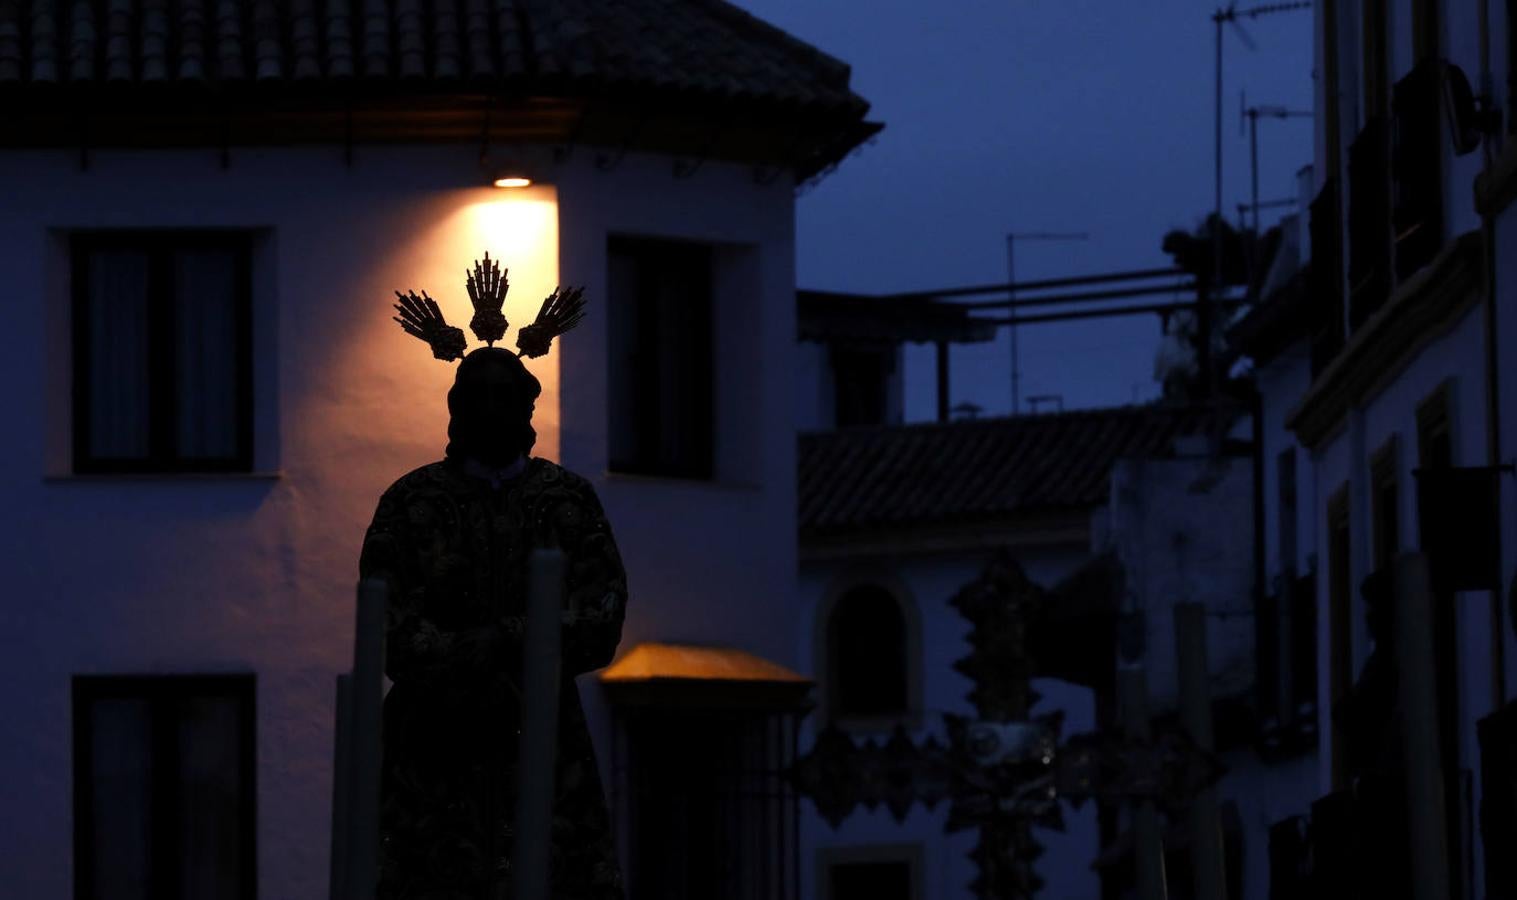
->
xmin=731 ymin=0 xmax=1315 ymax=420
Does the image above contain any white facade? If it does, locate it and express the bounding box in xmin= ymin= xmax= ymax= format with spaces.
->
xmin=1230 ymin=0 xmax=1517 ymax=895
xmin=0 ymin=143 xmax=801 ymax=898
xmin=796 ymin=544 xmax=1098 ymax=900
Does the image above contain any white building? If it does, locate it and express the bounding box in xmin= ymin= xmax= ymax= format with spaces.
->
xmin=792 ymin=277 xmax=1273 ymax=899
xmin=1224 ymin=0 xmax=1517 ymax=896
xmin=0 ymin=2 xmax=879 ymax=898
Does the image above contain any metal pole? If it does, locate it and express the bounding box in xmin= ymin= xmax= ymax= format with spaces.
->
xmin=1006 ymin=235 xmax=1018 ymax=416
xmin=1249 ymin=109 xmax=1260 ymax=242
xmin=936 ymin=340 xmax=950 ymax=422
xmin=1004 ymin=231 xmax=1090 ymax=415
xmin=959 ymin=280 xmax=1195 ymax=312
xmin=887 ymin=265 xmax=1182 ymax=302
xmin=515 ymin=548 xmax=567 ymax=900
xmin=1176 ymin=603 xmax=1227 ymax=900
xmin=1214 ymin=11 xmax=1225 ymax=300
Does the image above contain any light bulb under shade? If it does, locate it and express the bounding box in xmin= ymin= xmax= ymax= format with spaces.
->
xmin=492 ymin=175 xmax=533 ymax=189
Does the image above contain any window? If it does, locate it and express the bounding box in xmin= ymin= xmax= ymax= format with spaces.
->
xmin=72 ymin=675 xmax=256 ymax=900
xmin=827 ymin=585 xmax=910 ymax=721
xmin=830 ymin=345 xmax=894 ymax=428
xmin=607 ymin=236 xmax=715 ymax=479
xmin=1326 ymin=488 xmax=1352 ymax=787
xmin=1260 ymin=447 xmax=1315 ymax=755
xmin=72 ymin=233 xmax=253 ymax=474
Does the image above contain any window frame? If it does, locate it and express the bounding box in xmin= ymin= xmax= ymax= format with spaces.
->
xmin=816 ymin=575 xmax=922 ymax=732
xmin=71 ymin=673 xmax=257 ymax=900
xmin=71 ymin=230 xmax=255 ymax=475
xmin=605 ymin=234 xmax=716 ymax=481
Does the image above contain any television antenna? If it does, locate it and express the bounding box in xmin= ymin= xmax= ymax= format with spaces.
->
xmin=1205 ymin=1 xmax=1311 ymax=394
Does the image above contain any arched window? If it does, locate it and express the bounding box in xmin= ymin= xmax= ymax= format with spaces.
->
xmin=826 ymin=585 xmax=910 ymax=720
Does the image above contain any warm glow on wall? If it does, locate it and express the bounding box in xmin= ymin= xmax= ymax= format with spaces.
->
xmin=323 ymin=184 xmax=561 ymax=473
xmin=452 ymin=187 xmax=561 ymax=461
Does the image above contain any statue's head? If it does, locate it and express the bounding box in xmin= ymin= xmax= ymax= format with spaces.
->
xmin=446 ymin=348 xmax=542 ymax=466
xmin=389 ymin=254 xmax=586 ymax=465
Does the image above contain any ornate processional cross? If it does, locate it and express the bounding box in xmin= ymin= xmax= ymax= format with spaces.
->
xmin=790 ymin=552 xmax=1221 ymax=899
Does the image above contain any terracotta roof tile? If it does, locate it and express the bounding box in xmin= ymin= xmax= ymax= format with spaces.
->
xmin=4 ymin=0 xmax=878 ymax=180
xmin=799 ymin=405 xmax=1223 ymax=538
xmin=2 ymin=0 xmax=866 ymax=114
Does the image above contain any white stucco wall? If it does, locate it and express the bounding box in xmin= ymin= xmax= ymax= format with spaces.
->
xmin=1105 ymin=455 xmax=1257 ymax=709
xmin=796 ymin=545 xmax=1097 ymax=900
xmin=0 ymin=143 xmax=799 ymax=899
xmin=1306 ymin=300 xmax=1498 ymax=894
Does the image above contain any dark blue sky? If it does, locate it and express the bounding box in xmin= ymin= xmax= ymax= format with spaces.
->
xmin=732 ymin=0 xmax=1314 ymax=419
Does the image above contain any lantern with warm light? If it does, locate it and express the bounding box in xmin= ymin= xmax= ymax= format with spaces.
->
xmin=492 ymin=171 xmax=533 ymax=189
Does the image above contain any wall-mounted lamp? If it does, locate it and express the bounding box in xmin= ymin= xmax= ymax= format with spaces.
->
xmin=492 ymin=170 xmax=533 ymax=189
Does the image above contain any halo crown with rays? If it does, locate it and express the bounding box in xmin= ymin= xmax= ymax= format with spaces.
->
xmin=392 ymin=253 xmax=587 ymax=363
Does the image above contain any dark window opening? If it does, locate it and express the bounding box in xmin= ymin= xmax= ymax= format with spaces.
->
xmin=830 ymin=345 xmax=895 ymax=428
xmin=72 ymin=674 xmax=256 ymax=900
xmin=607 ymin=237 xmax=715 ymax=479
xmin=828 ymin=586 xmax=909 ymax=720
xmin=1258 ymin=444 xmax=1316 ymax=756
xmin=71 ymin=232 xmax=254 ymax=474
xmin=829 ymin=860 xmax=911 ymax=900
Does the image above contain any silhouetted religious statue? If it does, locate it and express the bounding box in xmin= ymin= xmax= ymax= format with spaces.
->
xmin=360 ymin=256 xmax=627 ymax=899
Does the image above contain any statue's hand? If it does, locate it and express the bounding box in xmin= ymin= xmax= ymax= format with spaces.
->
xmin=393 ymin=290 xmax=468 ymax=361
xmin=465 ymin=252 xmax=509 ymax=345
